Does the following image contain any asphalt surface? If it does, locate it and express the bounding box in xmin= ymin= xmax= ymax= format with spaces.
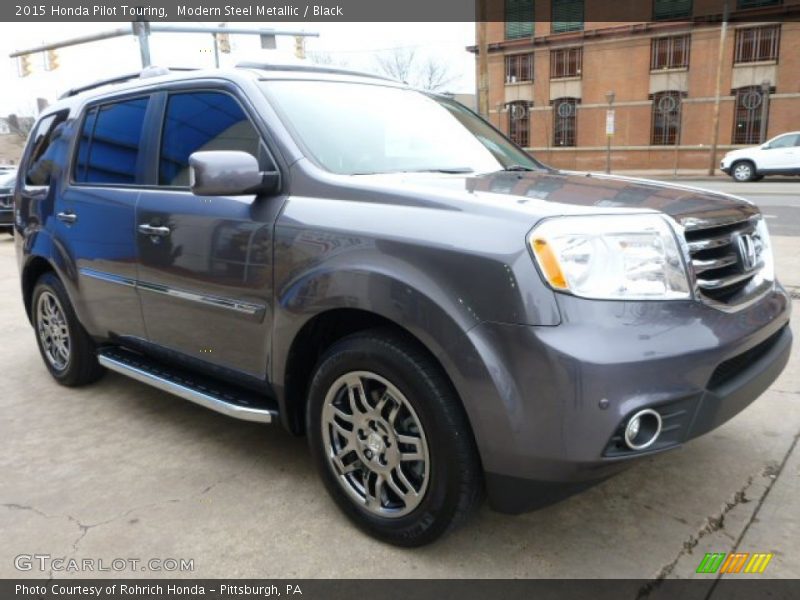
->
xmin=0 ymin=180 xmax=798 ymax=587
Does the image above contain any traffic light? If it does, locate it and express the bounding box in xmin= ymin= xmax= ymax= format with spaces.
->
xmin=18 ymin=54 xmax=32 ymax=77
xmin=45 ymin=49 xmax=59 ymax=71
xmin=294 ymin=36 xmax=305 ymax=60
xmin=217 ymin=32 xmax=231 ymax=54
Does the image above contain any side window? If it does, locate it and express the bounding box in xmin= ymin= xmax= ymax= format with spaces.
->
xmin=73 ymin=97 xmax=149 ymax=185
xmin=25 ymin=111 xmax=68 ymax=187
xmin=769 ymin=135 xmax=798 ymax=149
xmin=159 ymin=91 xmax=261 ymax=187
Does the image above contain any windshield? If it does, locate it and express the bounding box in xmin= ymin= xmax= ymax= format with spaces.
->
xmin=261 ymin=80 xmax=544 ymax=176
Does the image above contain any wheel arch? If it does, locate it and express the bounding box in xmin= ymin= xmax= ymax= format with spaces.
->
xmin=21 ymin=256 xmax=56 ymax=323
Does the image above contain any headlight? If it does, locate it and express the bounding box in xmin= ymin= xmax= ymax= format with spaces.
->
xmin=529 ymin=214 xmax=690 ymax=300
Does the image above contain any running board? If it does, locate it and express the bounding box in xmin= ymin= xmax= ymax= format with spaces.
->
xmin=97 ymin=347 xmax=277 ymax=424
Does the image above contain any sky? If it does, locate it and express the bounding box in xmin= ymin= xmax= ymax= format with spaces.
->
xmin=0 ymin=22 xmax=477 ymax=116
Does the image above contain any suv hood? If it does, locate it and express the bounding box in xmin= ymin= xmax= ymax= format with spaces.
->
xmin=351 ymin=170 xmax=759 ymax=229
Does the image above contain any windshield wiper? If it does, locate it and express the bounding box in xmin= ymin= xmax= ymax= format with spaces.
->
xmin=405 ymin=167 xmax=475 ymax=174
xmin=502 ymin=165 xmax=537 ymax=172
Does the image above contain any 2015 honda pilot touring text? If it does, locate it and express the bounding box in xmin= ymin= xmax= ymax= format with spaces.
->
xmin=13 ymin=65 xmax=792 ymax=546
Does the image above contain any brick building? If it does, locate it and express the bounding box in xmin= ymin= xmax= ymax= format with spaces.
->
xmin=473 ymin=0 xmax=800 ymax=172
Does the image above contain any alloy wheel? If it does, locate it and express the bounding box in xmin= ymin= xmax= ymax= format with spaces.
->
xmin=321 ymin=371 xmax=430 ymax=517
xmin=36 ymin=291 xmax=71 ymax=371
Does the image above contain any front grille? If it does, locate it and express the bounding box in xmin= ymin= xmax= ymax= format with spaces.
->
xmin=684 ymin=216 xmax=761 ymax=304
xmin=708 ymin=326 xmax=786 ymax=390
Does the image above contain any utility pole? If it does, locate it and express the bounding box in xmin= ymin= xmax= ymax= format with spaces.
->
xmin=605 ymin=90 xmax=615 ymax=174
xmin=708 ymin=0 xmax=729 ymax=176
xmin=477 ymin=1 xmax=489 ymax=118
xmin=759 ymin=79 xmax=770 ymax=143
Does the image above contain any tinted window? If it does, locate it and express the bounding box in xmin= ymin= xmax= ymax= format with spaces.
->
xmin=25 ymin=111 xmax=68 ymax=187
xmin=74 ymin=97 xmax=148 ymax=184
xmin=159 ymin=92 xmax=260 ymax=187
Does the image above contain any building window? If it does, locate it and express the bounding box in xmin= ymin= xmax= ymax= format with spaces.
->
xmin=737 ymin=0 xmax=781 ymax=9
xmin=651 ymin=35 xmax=691 ymax=70
xmin=653 ymin=0 xmax=693 ymax=20
xmin=505 ymin=53 xmax=534 ymax=83
xmin=507 ymin=101 xmax=531 ymax=147
xmin=553 ymin=98 xmax=578 ymax=147
xmin=651 ymin=91 xmax=682 ymax=145
xmin=734 ymin=25 xmax=780 ymax=63
xmin=732 ymin=86 xmax=769 ymax=145
xmin=505 ymin=0 xmax=534 ymax=40
xmin=552 ymin=0 xmax=584 ymax=33
xmin=550 ymin=47 xmax=582 ymax=79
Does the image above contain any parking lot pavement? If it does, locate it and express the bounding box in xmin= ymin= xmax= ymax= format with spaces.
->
xmin=0 ymin=230 xmax=798 ymax=585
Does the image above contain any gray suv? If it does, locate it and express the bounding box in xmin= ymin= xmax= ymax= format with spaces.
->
xmin=13 ymin=65 xmax=792 ymax=546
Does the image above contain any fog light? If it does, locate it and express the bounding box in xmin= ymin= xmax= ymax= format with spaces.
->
xmin=624 ymin=409 xmax=662 ymax=451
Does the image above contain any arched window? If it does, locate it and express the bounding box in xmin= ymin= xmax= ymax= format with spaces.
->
xmin=651 ymin=91 xmax=682 ymax=145
xmin=732 ymin=86 xmax=769 ymax=145
xmin=553 ymin=98 xmax=578 ymax=147
xmin=506 ymin=101 xmax=531 ymax=147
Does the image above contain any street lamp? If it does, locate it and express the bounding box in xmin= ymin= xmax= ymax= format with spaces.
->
xmin=605 ymin=90 xmax=616 ymax=174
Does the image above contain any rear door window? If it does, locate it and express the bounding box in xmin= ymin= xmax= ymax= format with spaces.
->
xmin=73 ymin=97 xmax=149 ymax=185
xmin=158 ymin=91 xmax=261 ymax=187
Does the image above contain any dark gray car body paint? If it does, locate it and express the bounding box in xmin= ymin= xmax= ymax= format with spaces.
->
xmin=14 ymin=69 xmax=792 ymax=513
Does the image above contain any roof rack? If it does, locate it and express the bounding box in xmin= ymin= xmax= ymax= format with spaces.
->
xmin=235 ymin=61 xmax=395 ymax=83
xmin=59 ymin=66 xmax=198 ymax=99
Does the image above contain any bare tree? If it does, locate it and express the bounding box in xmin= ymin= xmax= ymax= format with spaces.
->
xmin=374 ymin=48 xmax=416 ymax=83
xmin=416 ymin=57 xmax=459 ymax=92
xmin=373 ymin=48 xmax=460 ymax=92
xmin=308 ymin=51 xmax=350 ymax=68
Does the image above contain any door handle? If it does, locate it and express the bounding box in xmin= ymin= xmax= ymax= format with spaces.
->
xmin=56 ymin=211 xmax=77 ymax=224
xmin=138 ymin=224 xmax=171 ymax=238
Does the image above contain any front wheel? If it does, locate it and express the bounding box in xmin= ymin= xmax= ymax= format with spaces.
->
xmin=732 ymin=161 xmax=756 ymax=182
xmin=306 ymin=330 xmax=482 ymax=546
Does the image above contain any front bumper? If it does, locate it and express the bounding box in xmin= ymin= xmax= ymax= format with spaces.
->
xmin=0 ymin=208 xmax=12 ymax=227
xmin=465 ymin=285 xmax=792 ymax=513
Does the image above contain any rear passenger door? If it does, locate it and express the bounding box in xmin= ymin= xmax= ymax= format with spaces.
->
xmin=58 ymin=95 xmax=152 ymax=341
xmin=136 ymin=88 xmax=283 ymax=379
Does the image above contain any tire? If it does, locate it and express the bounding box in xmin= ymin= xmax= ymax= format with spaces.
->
xmin=732 ymin=161 xmax=756 ymax=182
xmin=31 ymin=272 xmax=105 ymax=386
xmin=306 ymin=329 xmax=483 ymax=546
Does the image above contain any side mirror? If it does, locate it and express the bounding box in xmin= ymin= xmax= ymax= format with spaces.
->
xmin=761 ymin=143 xmax=771 ymax=150
xmin=189 ymin=151 xmax=279 ymax=197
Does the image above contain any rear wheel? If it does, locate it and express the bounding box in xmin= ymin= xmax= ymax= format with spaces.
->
xmin=306 ymin=330 xmax=482 ymax=546
xmin=732 ymin=161 xmax=756 ymax=182
xmin=32 ymin=272 xmax=104 ymax=386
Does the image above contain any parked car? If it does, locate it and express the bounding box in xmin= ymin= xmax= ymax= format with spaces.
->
xmin=721 ymin=131 xmax=800 ymax=181
xmin=0 ymin=168 xmax=17 ymax=236
xmin=14 ymin=65 xmax=792 ymax=546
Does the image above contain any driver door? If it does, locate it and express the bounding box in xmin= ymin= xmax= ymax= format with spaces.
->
xmin=136 ymin=88 xmax=283 ymax=379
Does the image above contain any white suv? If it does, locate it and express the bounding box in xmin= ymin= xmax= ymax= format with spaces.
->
xmin=721 ymin=132 xmax=800 ymax=182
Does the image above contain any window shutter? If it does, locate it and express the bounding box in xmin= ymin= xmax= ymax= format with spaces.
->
xmin=505 ymin=0 xmax=534 ymax=40
xmin=552 ymin=0 xmax=584 ymax=33
xmin=653 ymin=0 xmax=693 ymax=20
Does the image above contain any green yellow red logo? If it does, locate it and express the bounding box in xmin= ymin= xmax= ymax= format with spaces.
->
xmin=696 ymin=552 xmax=773 ymax=574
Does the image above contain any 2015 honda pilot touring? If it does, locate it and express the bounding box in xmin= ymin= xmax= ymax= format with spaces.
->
xmin=14 ymin=64 xmax=792 ymax=546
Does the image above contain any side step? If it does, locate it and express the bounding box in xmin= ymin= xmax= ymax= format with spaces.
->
xmin=97 ymin=347 xmax=278 ymax=424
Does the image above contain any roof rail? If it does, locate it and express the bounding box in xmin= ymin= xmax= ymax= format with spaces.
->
xmin=59 ymin=66 xmax=198 ymax=99
xmin=235 ymin=61 xmax=395 ymax=82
